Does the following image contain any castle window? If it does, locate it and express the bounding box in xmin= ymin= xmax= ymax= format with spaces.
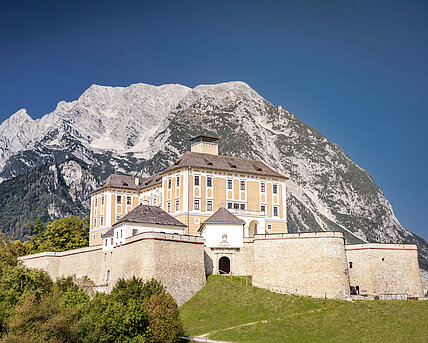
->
xmin=273 ymin=206 xmax=278 ymax=216
xmin=117 ymin=195 xmax=122 ymax=204
xmin=106 ymin=270 xmax=110 ymax=281
xmin=101 ymin=196 xmax=104 ymax=205
xmin=207 ymin=200 xmax=213 ymax=211
xmin=260 ymin=183 xmax=265 ymax=193
xmin=267 ymin=224 xmax=272 ymax=230
xmin=127 ymin=196 xmax=132 ymax=205
xmin=95 ymin=198 xmax=98 ymax=207
xmin=105 ymin=239 xmax=107 ymax=246
xmin=273 ymin=184 xmax=278 ymax=194
xmin=93 ymin=234 xmax=96 ymax=239
xmin=176 ymin=176 xmax=180 ymax=187
xmin=120 ymin=230 xmax=123 ymax=238
xmin=176 ymin=199 xmax=180 ymax=211
xmin=100 ymin=216 xmax=104 ymax=226
xmin=167 ymin=201 xmax=171 ymax=213
xmin=132 ymin=229 xmax=138 ymax=236
xmin=261 ymin=205 xmax=266 ymax=213
xmin=234 ymin=203 xmax=239 ymax=209
xmin=93 ymin=218 xmax=97 ymax=227
xmin=194 ymin=175 xmax=200 ymax=186
xmin=111 ymin=238 xmax=113 ymax=245
xmin=240 ymin=180 xmax=245 ymax=190
xmin=382 ymin=258 xmax=385 ymax=261
xmin=240 ymin=203 xmax=245 ymax=210
xmin=207 ymin=177 xmax=212 ymax=187
xmin=227 ymin=202 xmax=233 ymax=209
xmin=227 ymin=179 xmax=233 ymax=189
xmin=194 ymin=199 xmax=200 ymax=210
xmin=349 ymin=262 xmax=353 ymax=268
xmin=116 ymin=232 xmax=118 ymax=239
xmin=168 ymin=178 xmax=172 ymax=189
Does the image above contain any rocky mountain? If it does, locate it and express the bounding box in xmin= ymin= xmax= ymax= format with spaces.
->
xmin=0 ymin=81 xmax=427 ymax=277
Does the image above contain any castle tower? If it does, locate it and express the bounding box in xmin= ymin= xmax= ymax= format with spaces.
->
xmin=190 ymin=134 xmax=219 ymax=155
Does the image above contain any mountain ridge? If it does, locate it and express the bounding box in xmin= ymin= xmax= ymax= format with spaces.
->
xmin=0 ymin=81 xmax=426 ymax=281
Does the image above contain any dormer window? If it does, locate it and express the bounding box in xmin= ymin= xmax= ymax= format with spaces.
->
xmin=123 ymin=182 xmax=128 ymax=187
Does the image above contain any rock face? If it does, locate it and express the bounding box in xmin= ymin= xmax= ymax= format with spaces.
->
xmin=0 ymin=81 xmax=427 ymax=273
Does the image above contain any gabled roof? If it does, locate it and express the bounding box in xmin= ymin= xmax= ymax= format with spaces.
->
xmin=163 ymin=151 xmax=287 ymax=178
xmin=113 ymin=204 xmax=186 ymax=228
xmin=199 ymin=207 xmax=244 ymax=232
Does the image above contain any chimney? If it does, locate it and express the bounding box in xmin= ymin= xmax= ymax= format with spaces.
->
xmin=190 ymin=134 xmax=219 ymax=155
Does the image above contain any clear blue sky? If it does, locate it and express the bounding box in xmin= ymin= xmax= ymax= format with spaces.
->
xmin=1 ymin=1 xmax=427 ymax=241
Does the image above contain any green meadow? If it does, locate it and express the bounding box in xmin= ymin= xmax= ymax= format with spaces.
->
xmin=180 ymin=276 xmax=428 ymax=343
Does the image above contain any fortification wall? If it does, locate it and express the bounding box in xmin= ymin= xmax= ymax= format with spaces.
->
xmin=19 ymin=232 xmax=206 ymax=306
xmin=203 ymin=240 xmax=254 ymax=276
xmin=252 ymin=232 xmax=350 ymax=299
xmin=346 ymin=243 xmax=424 ymax=298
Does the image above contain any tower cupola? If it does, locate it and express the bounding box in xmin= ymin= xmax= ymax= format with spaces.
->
xmin=190 ymin=134 xmax=219 ymax=155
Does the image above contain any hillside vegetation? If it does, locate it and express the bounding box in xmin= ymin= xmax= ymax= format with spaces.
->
xmin=180 ymin=276 xmax=428 ymax=343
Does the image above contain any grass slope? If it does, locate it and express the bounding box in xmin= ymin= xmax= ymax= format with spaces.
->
xmin=180 ymin=276 xmax=428 ymax=343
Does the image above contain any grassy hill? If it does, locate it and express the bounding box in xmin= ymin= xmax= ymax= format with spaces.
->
xmin=180 ymin=276 xmax=428 ymax=343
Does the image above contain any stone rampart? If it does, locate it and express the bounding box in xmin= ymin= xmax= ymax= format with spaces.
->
xmin=345 ymin=243 xmax=424 ymax=298
xmin=19 ymin=232 xmax=206 ymax=306
xmin=252 ymin=232 xmax=350 ymax=299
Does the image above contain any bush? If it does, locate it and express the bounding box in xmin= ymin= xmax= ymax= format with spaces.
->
xmin=144 ymin=291 xmax=184 ymax=343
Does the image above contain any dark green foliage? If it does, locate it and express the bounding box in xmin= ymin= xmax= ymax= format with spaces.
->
xmin=0 ymin=267 xmax=183 ymax=343
xmin=0 ymin=160 xmax=90 ymax=239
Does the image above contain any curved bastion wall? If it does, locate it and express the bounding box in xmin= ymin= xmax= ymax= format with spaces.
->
xmin=346 ymin=243 xmax=424 ymax=298
xmin=19 ymin=232 xmax=206 ymax=306
xmin=252 ymin=232 xmax=351 ymax=299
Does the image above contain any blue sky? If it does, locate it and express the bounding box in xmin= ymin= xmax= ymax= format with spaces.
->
xmin=0 ymin=1 xmax=427 ymax=241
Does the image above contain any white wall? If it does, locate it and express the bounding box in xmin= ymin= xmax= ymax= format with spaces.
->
xmin=201 ymin=223 xmax=244 ymax=247
xmin=113 ymin=222 xmax=185 ymax=246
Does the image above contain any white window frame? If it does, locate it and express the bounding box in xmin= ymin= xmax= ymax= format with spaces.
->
xmin=260 ymin=182 xmax=265 ymax=193
xmin=227 ymin=179 xmax=233 ymax=189
xmin=207 ymin=200 xmax=213 ymax=211
xmin=273 ymin=206 xmax=278 ymax=216
xmin=273 ymin=184 xmax=278 ymax=194
xmin=194 ymin=199 xmax=200 ymax=210
xmin=240 ymin=180 xmax=245 ymax=190
xmin=194 ymin=175 xmax=200 ymax=186
xmin=176 ymin=199 xmax=180 ymax=211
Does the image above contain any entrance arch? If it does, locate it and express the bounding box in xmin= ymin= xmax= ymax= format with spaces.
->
xmin=219 ymin=256 xmax=230 ymax=274
xmin=248 ymin=220 xmax=258 ymax=238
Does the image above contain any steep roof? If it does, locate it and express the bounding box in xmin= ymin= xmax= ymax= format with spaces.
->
xmin=91 ymin=174 xmax=140 ymax=194
xmin=91 ymin=173 xmax=163 ymax=194
xmin=163 ymin=151 xmax=286 ymax=178
xmin=199 ymin=207 xmax=244 ymax=232
xmin=113 ymin=204 xmax=186 ymax=228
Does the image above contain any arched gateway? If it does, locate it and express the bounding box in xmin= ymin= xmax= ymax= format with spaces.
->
xmin=219 ymin=256 xmax=230 ymax=274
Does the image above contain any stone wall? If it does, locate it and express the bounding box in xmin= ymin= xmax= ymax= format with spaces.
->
xmin=19 ymin=232 xmax=206 ymax=306
xmin=346 ymin=243 xmax=424 ymax=298
xmin=203 ymin=240 xmax=254 ymax=276
xmin=252 ymin=232 xmax=350 ymax=299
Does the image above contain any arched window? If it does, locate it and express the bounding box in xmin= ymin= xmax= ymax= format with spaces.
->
xmin=349 ymin=261 xmax=353 ymax=269
xmin=106 ymin=270 xmax=111 ymax=281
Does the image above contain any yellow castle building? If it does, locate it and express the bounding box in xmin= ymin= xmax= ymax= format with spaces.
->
xmin=89 ymin=134 xmax=288 ymax=246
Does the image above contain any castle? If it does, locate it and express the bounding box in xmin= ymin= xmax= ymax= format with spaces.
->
xmin=19 ymin=135 xmax=424 ymax=305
